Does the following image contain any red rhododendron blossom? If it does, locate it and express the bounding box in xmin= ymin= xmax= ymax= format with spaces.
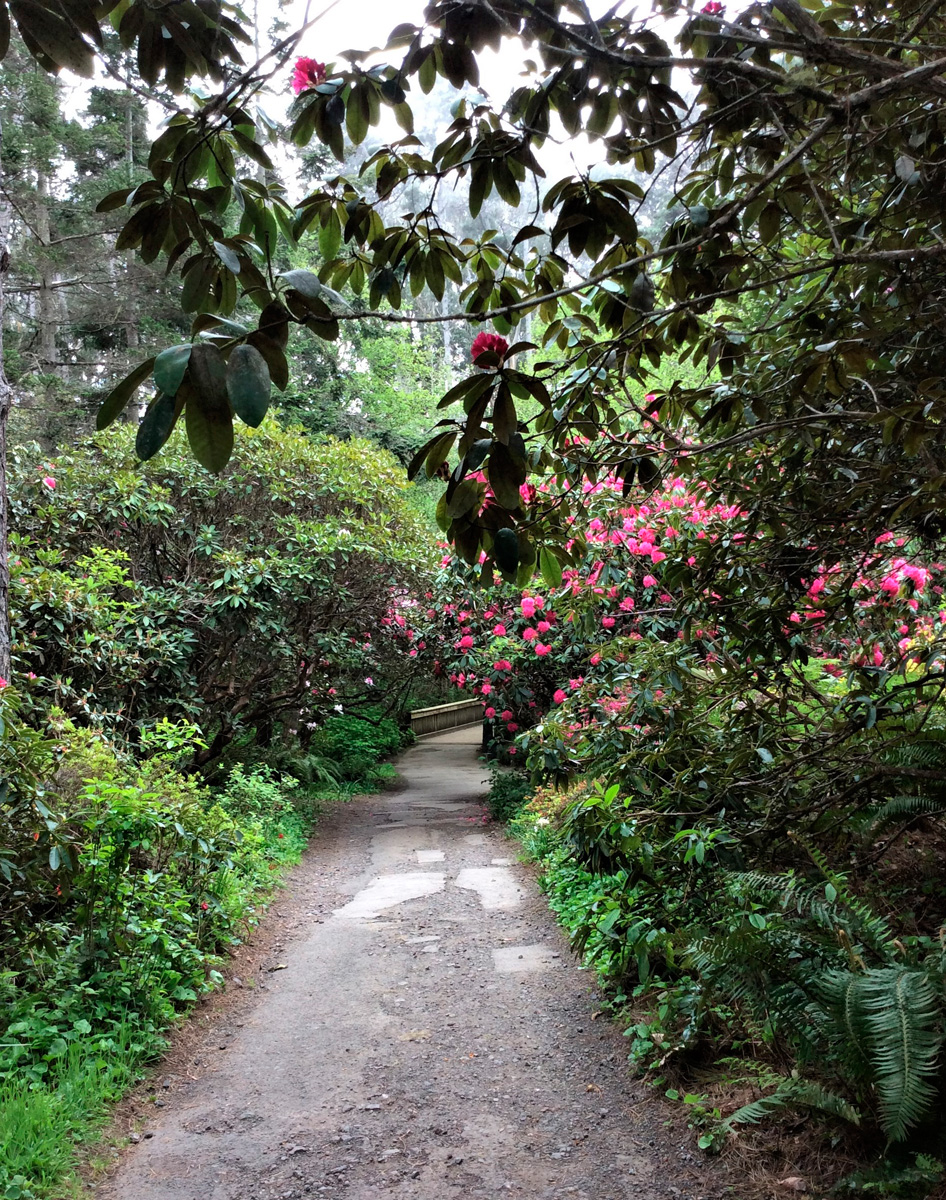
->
xmin=458 ymin=634 xmax=474 ymax=649
xmin=500 ymin=710 xmax=513 ymax=721
xmin=522 ymin=627 xmax=538 ymax=641
xmin=702 ymin=1 xmax=724 ymax=13
xmin=553 ymin=689 xmax=567 ymax=703
xmin=292 ymin=57 xmax=326 ymax=94
xmin=485 ymin=706 xmax=496 ymax=718
xmin=493 ymin=624 xmax=507 ymax=636
xmin=535 ymin=643 xmax=551 ymax=656
xmin=471 ymin=331 xmax=509 ymax=364
xmin=507 ymin=721 xmax=519 ymax=732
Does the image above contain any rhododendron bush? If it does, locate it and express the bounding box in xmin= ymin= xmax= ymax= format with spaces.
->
xmin=416 ymin=463 xmax=946 ymax=829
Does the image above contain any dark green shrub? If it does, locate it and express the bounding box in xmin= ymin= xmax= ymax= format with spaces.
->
xmin=309 ymin=710 xmax=405 ymax=781
xmin=486 ymin=768 xmax=531 ymax=822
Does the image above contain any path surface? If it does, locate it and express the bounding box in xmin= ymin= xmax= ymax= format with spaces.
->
xmin=102 ymin=730 xmax=729 ymax=1200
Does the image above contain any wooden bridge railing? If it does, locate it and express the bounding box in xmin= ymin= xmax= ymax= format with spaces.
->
xmin=410 ymin=699 xmax=484 ymax=738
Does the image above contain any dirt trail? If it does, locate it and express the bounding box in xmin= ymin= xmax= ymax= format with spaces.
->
xmin=101 ymin=729 xmax=731 ymax=1200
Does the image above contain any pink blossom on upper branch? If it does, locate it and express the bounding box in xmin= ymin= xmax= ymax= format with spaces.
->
xmin=471 ymin=332 xmax=509 ymax=365
xmin=291 ymin=57 xmax=326 ymax=94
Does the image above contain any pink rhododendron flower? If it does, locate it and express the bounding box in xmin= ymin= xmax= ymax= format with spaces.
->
xmin=500 ymin=710 xmax=513 ymax=720
xmin=553 ymin=689 xmax=567 ymax=703
xmin=642 ymin=574 xmax=657 ymax=588
xmin=364 ymin=677 xmax=374 ymax=685
xmin=506 ymin=721 xmax=519 ymax=732
xmin=0 ymin=678 xmax=9 ymax=688
xmin=521 ymin=597 xmax=536 ymax=618
xmin=537 ymin=620 xmax=550 ymax=633
xmin=492 ymin=624 xmax=506 ymax=636
xmin=458 ymin=635 xmax=474 ymax=650
xmin=292 ymin=57 xmax=326 ymax=94
xmin=522 ymin=627 xmax=538 ymax=641
xmin=485 ymin=706 xmax=496 ymax=718
xmin=42 ymin=476 xmax=56 ymax=489
xmin=590 ymin=653 xmax=601 ymax=665
xmin=471 ymin=331 xmax=509 ymax=364
xmin=602 ymin=616 xmax=616 ymax=628
xmin=481 ymin=682 xmax=492 ymax=695
xmin=535 ymin=643 xmax=551 ymax=656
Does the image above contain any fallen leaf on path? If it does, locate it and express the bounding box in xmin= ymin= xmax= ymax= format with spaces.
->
xmin=778 ymin=1178 xmax=808 ymax=1193
xmin=268 ymin=963 xmax=288 ymax=972
xmin=585 ymin=1083 xmax=601 ymax=1093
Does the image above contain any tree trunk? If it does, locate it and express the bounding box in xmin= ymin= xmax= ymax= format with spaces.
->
xmin=0 ymin=119 xmax=13 ymax=683
xmin=35 ymin=170 xmax=58 ymax=369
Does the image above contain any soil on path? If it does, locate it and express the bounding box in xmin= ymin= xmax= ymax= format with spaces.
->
xmin=100 ymin=729 xmax=735 ymax=1200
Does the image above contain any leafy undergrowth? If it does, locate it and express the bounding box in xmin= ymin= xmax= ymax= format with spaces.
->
xmin=503 ymin=778 xmax=946 ymax=1200
xmin=0 ymin=706 xmax=400 ymax=1199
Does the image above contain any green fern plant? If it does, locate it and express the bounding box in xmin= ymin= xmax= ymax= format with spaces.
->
xmin=722 ymin=1078 xmax=862 ymax=1134
xmin=689 ymin=871 xmax=946 ymax=1142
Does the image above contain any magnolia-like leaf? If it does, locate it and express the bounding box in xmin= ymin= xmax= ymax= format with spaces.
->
xmin=153 ymin=344 xmax=192 ymax=397
xmin=213 ymin=240 xmax=241 ymax=273
xmin=279 ymin=268 xmax=323 ymax=299
xmin=493 ymin=527 xmax=520 ymax=574
xmin=185 ymin=383 xmax=233 ymax=472
xmin=136 ymin=391 xmax=181 ymax=460
xmin=539 ymin=546 xmax=563 ymax=588
xmin=226 ymin=343 xmax=271 ymax=427
xmin=96 ymin=356 xmax=157 ymax=430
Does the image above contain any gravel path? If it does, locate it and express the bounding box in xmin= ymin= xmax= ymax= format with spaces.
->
xmin=100 ymin=728 xmax=733 ymax=1200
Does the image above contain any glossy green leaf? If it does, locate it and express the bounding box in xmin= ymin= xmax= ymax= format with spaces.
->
xmin=226 ymin=343 xmax=271 ymax=427
xmin=96 ymin=356 xmax=157 ymax=430
xmin=153 ymin=344 xmax=192 ymax=398
xmin=136 ymin=391 xmax=181 ymax=460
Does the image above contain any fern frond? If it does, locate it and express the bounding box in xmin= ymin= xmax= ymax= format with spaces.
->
xmin=868 ymin=794 xmax=946 ymax=836
xmin=859 ymin=967 xmax=943 ymax=1142
xmin=722 ymin=1078 xmax=861 ymax=1132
